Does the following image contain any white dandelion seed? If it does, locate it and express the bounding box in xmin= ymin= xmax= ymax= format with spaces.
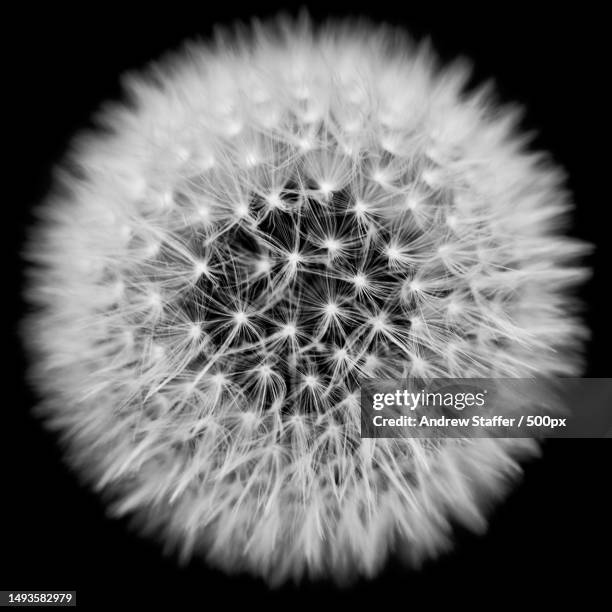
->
xmin=22 ymin=15 xmax=590 ymax=585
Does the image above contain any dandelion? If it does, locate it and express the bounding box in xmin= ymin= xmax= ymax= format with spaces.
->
xmin=23 ymin=15 xmax=589 ymax=584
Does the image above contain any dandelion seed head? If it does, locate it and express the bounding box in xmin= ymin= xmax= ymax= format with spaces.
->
xmin=234 ymin=201 xmax=250 ymax=218
xmin=324 ymin=301 xmax=340 ymax=316
xmin=188 ymin=322 xmax=202 ymax=341
xmin=384 ymin=242 xmax=402 ymax=261
xmin=280 ymin=322 xmax=298 ymax=337
xmin=352 ymin=272 xmax=368 ymax=289
xmin=286 ymin=250 xmax=302 ymax=266
xmin=233 ymin=310 xmax=248 ymax=326
xmin=298 ymin=137 xmax=314 ymax=151
xmin=333 ymin=347 xmax=349 ymax=361
xmin=22 ymin=15 xmax=590 ymax=585
xmin=318 ymin=182 xmax=335 ymax=198
xmin=194 ymin=259 xmax=209 ymax=277
xmin=323 ymin=237 xmax=342 ymax=253
xmin=303 ymin=374 xmax=320 ymax=389
xmin=266 ymin=192 xmax=284 ymax=209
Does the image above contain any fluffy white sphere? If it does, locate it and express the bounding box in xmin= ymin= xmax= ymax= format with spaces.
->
xmin=23 ymin=16 xmax=589 ymax=584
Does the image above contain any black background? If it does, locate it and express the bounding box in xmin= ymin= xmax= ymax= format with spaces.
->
xmin=4 ymin=2 xmax=610 ymax=608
